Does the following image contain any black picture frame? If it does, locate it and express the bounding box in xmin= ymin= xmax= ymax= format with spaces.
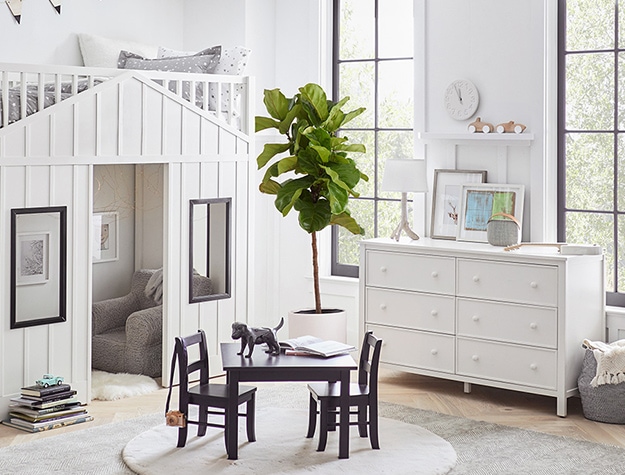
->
xmin=10 ymin=206 xmax=67 ymax=329
xmin=189 ymin=198 xmax=232 ymax=303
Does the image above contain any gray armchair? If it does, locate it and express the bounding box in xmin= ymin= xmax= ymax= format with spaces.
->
xmin=92 ymin=269 xmax=163 ymax=378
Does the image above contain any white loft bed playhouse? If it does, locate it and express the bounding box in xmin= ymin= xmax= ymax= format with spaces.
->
xmin=0 ymin=62 xmax=254 ymax=408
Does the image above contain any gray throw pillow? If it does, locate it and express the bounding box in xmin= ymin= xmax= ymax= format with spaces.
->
xmin=117 ymin=46 xmax=221 ymax=74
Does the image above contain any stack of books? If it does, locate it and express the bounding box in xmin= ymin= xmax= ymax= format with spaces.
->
xmin=2 ymin=382 xmax=93 ymax=433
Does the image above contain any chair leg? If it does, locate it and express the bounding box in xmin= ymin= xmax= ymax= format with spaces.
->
xmin=306 ymin=394 xmax=317 ymax=438
xmin=198 ymin=404 xmax=208 ymax=437
xmin=246 ymin=394 xmax=256 ymax=442
xmin=317 ymin=399 xmax=329 ymax=452
xmin=177 ymin=402 xmax=189 ymax=448
xmin=358 ymin=403 xmax=368 ymax=438
xmin=369 ymin=402 xmax=380 ymax=450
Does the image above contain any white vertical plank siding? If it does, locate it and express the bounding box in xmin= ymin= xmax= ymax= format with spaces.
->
xmin=1 ymin=71 xmax=8 ymax=128
xmin=217 ymin=161 xmax=236 ymax=345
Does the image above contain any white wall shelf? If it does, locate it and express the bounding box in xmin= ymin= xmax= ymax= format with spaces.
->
xmin=418 ymin=132 xmax=534 ymax=147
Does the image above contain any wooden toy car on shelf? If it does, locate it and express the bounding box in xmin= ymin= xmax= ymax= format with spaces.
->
xmin=496 ymin=121 xmax=526 ymax=134
xmin=468 ymin=117 xmax=495 ymax=133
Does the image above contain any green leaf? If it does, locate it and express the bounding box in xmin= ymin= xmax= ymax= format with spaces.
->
xmin=327 ymin=160 xmax=362 ymax=189
xmin=311 ymin=145 xmax=331 ymax=163
xmin=263 ymin=89 xmax=290 ymax=120
xmin=294 ymin=192 xmax=332 ymax=233
xmin=278 ymin=103 xmax=302 ymax=135
xmin=342 ymin=107 xmax=366 ymax=127
xmin=275 ymin=177 xmax=315 ymax=216
xmin=259 ymin=179 xmax=281 ymax=195
xmin=257 ymin=143 xmax=291 ymax=169
xmin=334 ymin=143 xmax=366 ymax=154
xmin=327 ymin=181 xmax=349 ymax=214
xmin=255 ymin=116 xmax=280 ymax=132
xmin=297 ymin=148 xmax=322 ymax=176
xmin=330 ymin=212 xmax=365 ymax=235
xmin=299 ymin=83 xmax=328 ymax=121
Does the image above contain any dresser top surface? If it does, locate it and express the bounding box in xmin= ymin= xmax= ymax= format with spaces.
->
xmin=361 ymin=238 xmax=603 ymax=263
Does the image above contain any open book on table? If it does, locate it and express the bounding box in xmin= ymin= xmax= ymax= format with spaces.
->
xmin=279 ymin=335 xmax=356 ymax=357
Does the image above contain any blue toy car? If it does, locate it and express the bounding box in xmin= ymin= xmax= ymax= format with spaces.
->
xmin=36 ymin=374 xmax=64 ymax=387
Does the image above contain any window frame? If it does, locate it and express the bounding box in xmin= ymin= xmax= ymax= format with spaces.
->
xmin=557 ymin=0 xmax=625 ymax=306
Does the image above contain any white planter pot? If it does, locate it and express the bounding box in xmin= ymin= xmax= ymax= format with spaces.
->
xmin=288 ymin=309 xmax=347 ymax=343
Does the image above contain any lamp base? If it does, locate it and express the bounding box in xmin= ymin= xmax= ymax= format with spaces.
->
xmin=390 ymin=219 xmax=420 ymax=241
xmin=390 ymin=192 xmax=420 ymax=241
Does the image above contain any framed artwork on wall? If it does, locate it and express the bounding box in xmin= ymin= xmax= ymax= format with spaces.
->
xmin=430 ymin=169 xmax=487 ymax=240
xmin=10 ymin=206 xmax=67 ymax=329
xmin=93 ymin=211 xmax=119 ymax=263
xmin=457 ymin=183 xmax=525 ymax=243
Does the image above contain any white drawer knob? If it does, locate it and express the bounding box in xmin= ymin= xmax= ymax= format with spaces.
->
xmin=431 ymin=349 xmax=438 ymax=355
xmin=380 ymin=304 xmax=387 ymax=311
xmin=431 ymin=271 xmax=439 ymax=278
xmin=530 ymin=281 xmax=538 ymax=289
xmin=530 ymin=363 xmax=538 ymax=371
xmin=380 ymin=266 xmax=387 ymax=273
xmin=530 ymin=323 xmax=538 ymax=330
xmin=472 ymin=275 xmax=480 ymax=283
xmin=472 ymin=315 xmax=480 ymax=322
xmin=472 ymin=354 xmax=479 ymax=361
xmin=431 ymin=309 xmax=439 ymax=317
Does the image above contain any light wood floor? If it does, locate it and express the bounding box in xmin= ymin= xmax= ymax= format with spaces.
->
xmin=2 ymin=368 xmax=625 ymax=449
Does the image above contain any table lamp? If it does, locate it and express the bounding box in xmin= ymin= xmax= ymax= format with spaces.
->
xmin=381 ymin=159 xmax=428 ymax=241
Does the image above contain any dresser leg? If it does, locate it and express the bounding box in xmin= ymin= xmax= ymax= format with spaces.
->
xmin=556 ymin=397 xmax=568 ymax=417
xmin=463 ymin=382 xmax=472 ymax=393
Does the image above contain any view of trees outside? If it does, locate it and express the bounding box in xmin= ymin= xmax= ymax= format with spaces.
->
xmin=333 ymin=0 xmax=414 ymax=272
xmin=561 ymin=0 xmax=625 ymax=304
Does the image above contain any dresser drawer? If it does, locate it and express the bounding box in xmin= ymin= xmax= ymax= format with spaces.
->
xmin=366 ymin=288 xmax=455 ymax=333
xmin=457 ymin=259 xmax=558 ymax=306
xmin=457 ymin=298 xmax=557 ymax=348
xmin=368 ymin=324 xmax=455 ymax=374
xmin=366 ymin=250 xmax=455 ymax=294
xmin=456 ymin=338 xmax=557 ymax=389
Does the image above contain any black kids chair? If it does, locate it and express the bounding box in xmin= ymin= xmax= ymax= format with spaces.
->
xmin=165 ymin=329 xmax=257 ymax=451
xmin=305 ymin=331 xmax=383 ymax=451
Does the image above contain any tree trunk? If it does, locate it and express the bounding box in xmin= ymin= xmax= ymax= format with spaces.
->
xmin=311 ymin=231 xmax=322 ymax=313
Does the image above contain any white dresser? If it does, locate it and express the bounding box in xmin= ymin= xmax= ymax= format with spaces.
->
xmin=359 ymin=238 xmax=605 ymax=416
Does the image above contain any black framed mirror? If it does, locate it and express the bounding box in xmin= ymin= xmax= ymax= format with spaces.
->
xmin=11 ymin=206 xmax=67 ymax=329
xmin=189 ymin=198 xmax=231 ymax=303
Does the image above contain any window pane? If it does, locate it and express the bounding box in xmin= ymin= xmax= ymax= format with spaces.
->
xmin=376 ymin=131 xmax=414 ymax=199
xmin=619 ymin=134 xmax=625 ymax=210
xmin=377 ymin=199 xmax=403 ymax=240
xmin=565 ymin=133 xmax=614 ymax=211
xmin=336 ymin=199 xmax=374 ymax=266
xmin=378 ymin=60 xmax=414 ymax=128
xmin=619 ymin=215 xmax=625 ymax=293
xmin=338 ymin=0 xmax=375 ymax=60
xmin=620 ymin=53 xmax=625 ymax=130
xmin=341 ymin=130 xmax=375 ymax=198
xmin=566 ymin=0 xmax=614 ymax=51
xmin=566 ymin=53 xmax=614 ymax=130
xmin=566 ymin=211 xmax=614 ymax=292
xmin=338 ymin=61 xmax=375 ymax=128
xmin=378 ymin=0 xmax=413 ymax=58
xmin=620 ymin=0 xmax=625 ymax=49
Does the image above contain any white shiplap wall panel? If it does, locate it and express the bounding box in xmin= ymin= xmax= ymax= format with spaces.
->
xmin=29 ymin=117 xmax=52 ymax=158
xmin=201 ymin=119 xmax=219 ymax=156
xmin=235 ymin=160 xmax=249 ymax=330
xmin=198 ymin=161 xmax=221 ymax=360
xmin=53 ymin=107 xmax=74 ymax=158
xmin=219 ymin=128 xmax=236 ymax=155
xmin=182 ymin=109 xmax=201 ymax=157
xmin=144 ymin=88 xmax=164 ymax=157
xmin=77 ymin=95 xmax=97 ymax=158
xmin=164 ymin=102 xmax=183 ymax=157
xmin=4 ymin=127 xmax=25 ymax=158
xmin=99 ymin=87 xmax=120 ymax=158
xmin=121 ymin=81 xmax=143 ymax=157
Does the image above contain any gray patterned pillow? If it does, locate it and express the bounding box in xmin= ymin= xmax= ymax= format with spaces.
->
xmin=117 ymin=46 xmax=221 ymax=74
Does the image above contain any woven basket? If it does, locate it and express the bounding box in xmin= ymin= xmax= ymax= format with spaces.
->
xmin=578 ymin=348 xmax=625 ymax=424
xmin=486 ymin=212 xmax=520 ymax=247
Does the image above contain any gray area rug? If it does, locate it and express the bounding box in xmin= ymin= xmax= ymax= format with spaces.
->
xmin=1 ymin=383 xmax=625 ymax=474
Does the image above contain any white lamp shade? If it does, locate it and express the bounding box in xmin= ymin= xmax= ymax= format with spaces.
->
xmin=381 ymin=159 xmax=428 ymax=193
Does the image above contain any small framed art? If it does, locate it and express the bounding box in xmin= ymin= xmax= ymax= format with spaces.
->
xmin=430 ymin=169 xmax=487 ymax=240
xmin=457 ymin=183 xmax=525 ymax=243
xmin=93 ymin=211 xmax=119 ymax=263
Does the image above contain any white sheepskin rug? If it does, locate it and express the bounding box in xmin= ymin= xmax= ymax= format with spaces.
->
xmin=91 ymin=370 xmax=159 ymax=401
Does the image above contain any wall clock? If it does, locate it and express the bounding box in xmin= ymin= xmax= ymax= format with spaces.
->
xmin=444 ymin=79 xmax=480 ymax=120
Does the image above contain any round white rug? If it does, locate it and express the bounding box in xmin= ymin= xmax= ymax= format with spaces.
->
xmin=123 ymin=407 xmax=456 ymax=474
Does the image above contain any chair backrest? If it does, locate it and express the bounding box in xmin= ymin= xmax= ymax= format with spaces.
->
xmin=357 ymin=331 xmax=383 ymax=395
xmin=174 ymin=329 xmax=210 ymax=390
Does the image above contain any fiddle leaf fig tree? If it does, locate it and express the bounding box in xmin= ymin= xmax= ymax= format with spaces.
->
xmin=256 ymin=83 xmax=368 ymax=314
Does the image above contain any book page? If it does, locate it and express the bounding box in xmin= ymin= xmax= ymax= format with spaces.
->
xmin=279 ymin=335 xmax=323 ymax=349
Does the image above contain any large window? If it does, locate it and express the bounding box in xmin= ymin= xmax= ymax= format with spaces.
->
xmin=331 ymin=0 xmax=414 ymax=277
xmin=558 ymin=0 xmax=625 ymax=306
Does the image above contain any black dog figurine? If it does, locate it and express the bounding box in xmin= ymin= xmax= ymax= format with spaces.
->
xmin=231 ymin=317 xmax=284 ymax=358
